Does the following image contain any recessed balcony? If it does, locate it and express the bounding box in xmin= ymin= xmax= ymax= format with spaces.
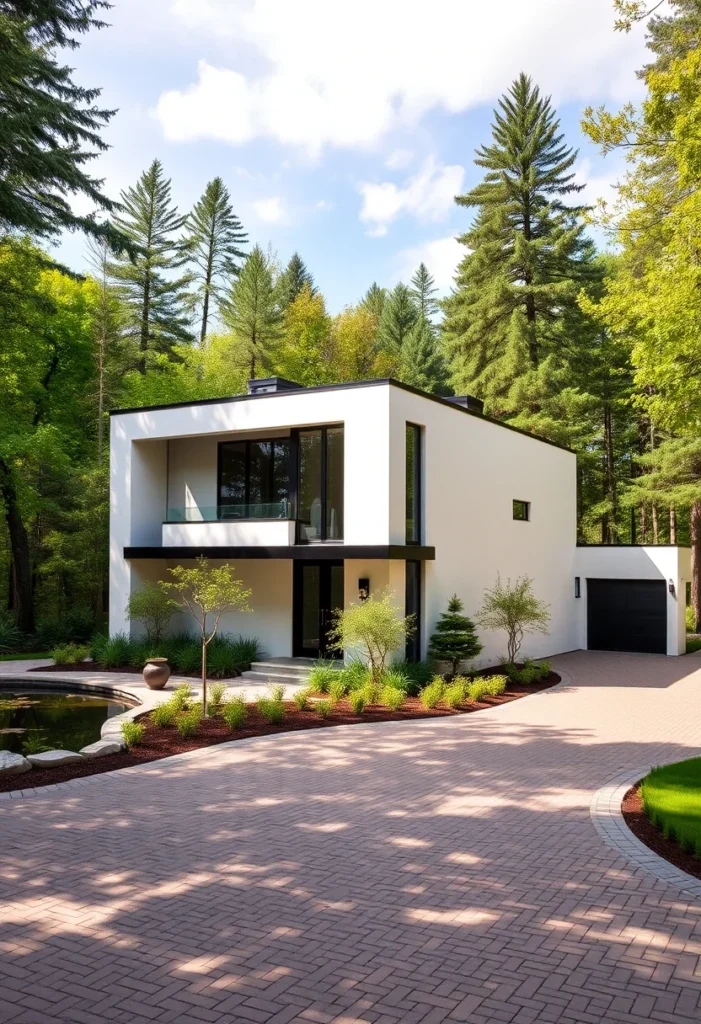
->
xmin=162 ymin=502 xmax=295 ymax=547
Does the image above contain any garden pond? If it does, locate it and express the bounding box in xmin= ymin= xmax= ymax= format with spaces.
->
xmin=0 ymin=687 xmax=134 ymax=755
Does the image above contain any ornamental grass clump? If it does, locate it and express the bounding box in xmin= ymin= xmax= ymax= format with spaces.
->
xmin=293 ymin=687 xmax=313 ymax=711
xmin=483 ymin=675 xmax=508 ymax=697
xmin=151 ymin=699 xmax=179 ymax=727
xmin=382 ymin=668 xmax=410 ymax=692
xmin=328 ymin=678 xmax=347 ymax=704
xmin=381 ymin=686 xmax=405 ymax=711
xmin=221 ymin=695 xmax=247 ymax=730
xmin=121 ymin=721 xmax=145 ymax=747
xmin=467 ymin=679 xmax=489 ymax=703
xmin=420 ymin=677 xmax=445 ymax=709
xmin=207 ymin=682 xmax=227 ymax=713
xmin=177 ymin=705 xmax=203 ymax=738
xmin=348 ymin=690 xmax=366 ymax=715
xmin=338 ymin=660 xmax=370 ymax=691
xmin=316 ymin=699 xmax=332 ymax=719
xmin=171 ymin=682 xmax=193 ymax=710
xmin=308 ymin=661 xmax=339 ymax=693
xmin=443 ymin=679 xmax=468 ymax=708
xmin=257 ymin=696 xmax=285 ymax=725
xmin=361 ymin=680 xmax=381 ymax=706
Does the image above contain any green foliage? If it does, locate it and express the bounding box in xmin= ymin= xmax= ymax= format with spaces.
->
xmin=428 ymin=595 xmax=483 ymax=676
xmin=0 ymin=616 xmax=24 ymax=654
xmin=381 ymin=686 xmax=406 ymax=711
xmin=121 ymin=721 xmax=145 ymax=747
xmin=221 ymin=695 xmax=248 ymax=730
xmin=482 ymin=675 xmax=508 ymax=697
xmin=171 ymin=683 xmax=193 ymax=710
xmin=22 ymin=734 xmax=52 ymax=754
xmin=51 ymin=642 xmax=90 ymax=664
xmin=256 ymin=695 xmax=285 ymax=725
xmin=687 ymin=637 xmax=701 ymax=654
xmin=360 ymin=680 xmax=381 ymax=705
xmin=476 ymin=575 xmax=550 ymax=664
xmin=293 ymin=687 xmax=312 ymax=711
xmin=96 ymin=632 xmax=132 ymax=669
xmin=277 ymin=252 xmax=317 ymax=308
xmin=378 ymin=282 xmax=418 ymax=355
xmin=381 ymin=668 xmax=410 ymax=692
xmin=176 ymin=705 xmax=203 ymax=738
xmin=420 ymin=677 xmax=445 ymax=709
xmin=315 ymin=699 xmax=333 ymax=719
xmin=466 ymin=679 xmax=489 ymax=702
xmin=390 ymin=660 xmax=434 ymax=695
xmin=502 ymin=659 xmax=549 ymax=685
xmin=208 ymin=682 xmax=227 ymax=713
xmin=641 ymin=757 xmax=701 ymax=858
xmin=220 ymin=244 xmax=282 ymax=378
xmin=308 ymin=661 xmax=340 ymax=693
xmin=337 ymin=660 xmax=371 ymax=692
xmin=151 ymin=700 xmax=179 ymax=728
xmin=443 ymin=680 xmax=468 ymax=708
xmin=126 ymin=583 xmax=178 ymax=646
xmin=328 ymin=588 xmax=412 ymax=682
xmin=348 ymin=690 xmax=366 ymax=714
xmin=204 ymin=634 xmax=262 ymax=678
xmin=328 ymin=678 xmax=348 ymax=703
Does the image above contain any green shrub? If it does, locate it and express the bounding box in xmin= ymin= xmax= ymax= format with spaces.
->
xmin=221 ymin=695 xmax=248 ymax=730
xmin=32 ymin=608 xmax=96 ymax=649
xmin=361 ymin=680 xmax=381 ymax=705
xmin=176 ymin=706 xmax=203 ymax=738
xmin=0 ymin=616 xmax=24 ymax=655
xmin=268 ymin=684 xmax=285 ymax=702
xmin=443 ymin=680 xmax=467 ymax=708
xmin=482 ymin=675 xmax=508 ymax=697
xmin=171 ymin=682 xmax=193 ymax=710
xmin=206 ymin=634 xmax=263 ymax=677
xmin=97 ymin=632 xmax=132 ymax=669
xmin=328 ymin=678 xmax=347 ymax=703
xmin=126 ymin=582 xmax=178 ymax=647
xmin=338 ymin=660 xmax=371 ymax=691
xmin=316 ymin=699 xmax=333 ymax=719
xmin=503 ymin=659 xmax=549 ymax=685
xmin=51 ymin=642 xmax=90 ymax=664
xmin=293 ymin=687 xmax=312 ymax=711
xmin=382 ymin=668 xmax=410 ymax=692
xmin=467 ymin=679 xmax=489 ymax=702
xmin=151 ymin=700 xmax=179 ymax=727
xmin=328 ymin=588 xmax=413 ymax=681
xmin=208 ymin=682 xmax=227 ymax=712
xmin=308 ymin=661 xmax=340 ymax=693
xmin=121 ymin=721 xmax=145 ymax=747
xmin=171 ymin=640 xmax=201 ymax=675
xmin=428 ymin=594 xmax=483 ymax=676
xmin=476 ymin=575 xmax=550 ymax=665
xmin=420 ymin=677 xmax=444 ymax=709
xmin=381 ymin=686 xmax=406 ymax=711
xmin=687 ymin=604 xmax=696 ymax=632
xmin=348 ymin=690 xmax=366 ymax=715
xmin=22 ymin=734 xmax=51 ymax=754
xmin=257 ymin=697 xmax=285 ymax=724
xmin=389 ymin=660 xmax=434 ymax=696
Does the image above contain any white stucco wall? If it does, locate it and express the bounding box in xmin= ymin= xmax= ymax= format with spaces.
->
xmin=162 ymin=520 xmax=295 ymax=547
xmin=574 ymin=546 xmax=691 ymax=655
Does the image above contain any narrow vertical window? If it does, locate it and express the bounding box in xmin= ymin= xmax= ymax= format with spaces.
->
xmin=405 ymin=560 xmax=422 ymax=662
xmin=406 ymin=423 xmax=422 ymax=544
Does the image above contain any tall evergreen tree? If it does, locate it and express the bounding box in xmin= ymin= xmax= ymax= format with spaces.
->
xmin=277 ymin=252 xmax=316 ymax=308
xmin=410 ymin=263 xmax=439 ymax=320
xmin=185 ymin=177 xmax=247 ymax=343
xmin=399 ymin=317 xmax=448 ymax=394
xmin=0 ymin=1 xmax=127 ymax=246
xmin=220 ymin=245 xmax=282 ymax=379
xmin=443 ymin=73 xmax=596 ymax=433
xmin=378 ymin=282 xmax=417 ymax=357
xmin=361 ymin=282 xmax=387 ymax=320
xmin=108 ymin=160 xmax=193 ymax=373
xmin=428 ymin=595 xmax=483 ymax=676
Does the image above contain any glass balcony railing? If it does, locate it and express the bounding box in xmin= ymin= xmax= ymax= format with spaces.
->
xmin=166 ymin=501 xmax=291 ymax=522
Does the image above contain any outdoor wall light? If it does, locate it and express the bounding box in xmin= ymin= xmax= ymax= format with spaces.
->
xmin=358 ymin=578 xmax=370 ymax=601
xmin=574 ymin=576 xmax=581 ymax=598
xmin=669 ymin=579 xmax=676 ymax=596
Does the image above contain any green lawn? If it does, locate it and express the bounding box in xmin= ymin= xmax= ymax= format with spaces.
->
xmin=641 ymin=757 xmax=701 ymax=858
xmin=686 ymin=636 xmax=701 ymax=654
xmin=0 ymin=651 xmax=51 ymax=661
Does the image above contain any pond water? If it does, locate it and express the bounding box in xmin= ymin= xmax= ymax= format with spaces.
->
xmin=0 ymin=688 xmax=133 ymax=755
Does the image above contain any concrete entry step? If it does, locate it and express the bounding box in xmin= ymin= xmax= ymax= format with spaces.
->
xmin=241 ymin=657 xmax=343 ymax=687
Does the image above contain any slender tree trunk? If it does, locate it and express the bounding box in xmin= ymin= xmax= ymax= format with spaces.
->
xmin=630 ymin=507 xmax=637 ymax=544
xmin=201 ymin=637 xmax=208 ymax=714
xmin=138 ymin=271 xmax=151 ymax=375
xmin=603 ymin=403 xmax=617 ymax=542
xmin=640 ymin=504 xmax=647 ymax=544
xmin=691 ymin=500 xmax=701 ymax=632
xmin=670 ymin=505 xmax=677 ymax=544
xmin=652 ymin=503 xmax=659 ymax=544
xmin=0 ymin=458 xmax=33 ymax=633
xmin=200 ymin=289 xmax=210 ymax=345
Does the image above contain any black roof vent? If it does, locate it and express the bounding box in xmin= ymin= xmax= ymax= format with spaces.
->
xmin=247 ymin=376 xmax=304 ymax=396
xmin=445 ymin=394 xmax=484 ymax=415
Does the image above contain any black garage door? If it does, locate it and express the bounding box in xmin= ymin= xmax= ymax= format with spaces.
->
xmin=587 ymin=578 xmax=667 ymax=654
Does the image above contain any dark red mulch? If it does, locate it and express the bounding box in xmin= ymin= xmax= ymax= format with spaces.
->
xmin=0 ymin=673 xmax=559 ymax=793
xmin=622 ymin=783 xmax=701 ymax=882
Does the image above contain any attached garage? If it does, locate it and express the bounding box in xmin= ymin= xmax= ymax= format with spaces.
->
xmin=587 ymin=578 xmax=667 ymax=655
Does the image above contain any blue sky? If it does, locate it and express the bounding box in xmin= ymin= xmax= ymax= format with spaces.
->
xmin=55 ymin=0 xmax=652 ymax=313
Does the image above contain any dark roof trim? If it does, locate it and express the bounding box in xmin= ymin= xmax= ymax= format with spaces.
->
xmin=125 ymin=544 xmax=436 ymax=561
xmin=110 ymin=377 xmax=574 ymax=454
xmin=577 ymin=543 xmax=691 ymax=549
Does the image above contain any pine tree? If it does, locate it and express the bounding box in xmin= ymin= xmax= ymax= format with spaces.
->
xmin=185 ymin=177 xmax=247 ymax=343
xmin=361 ymin=282 xmax=387 ymax=320
xmin=220 ymin=245 xmax=282 ymax=379
xmin=277 ymin=253 xmax=316 ymax=307
xmin=428 ymin=594 xmax=483 ymax=677
xmin=108 ymin=160 xmax=193 ymax=372
xmin=378 ymin=282 xmax=417 ymax=357
xmin=0 ymin=1 xmax=127 ymax=246
xmin=442 ymin=73 xmax=596 ymax=434
xmin=399 ymin=317 xmax=447 ymax=394
xmin=410 ymin=263 xmax=439 ymax=320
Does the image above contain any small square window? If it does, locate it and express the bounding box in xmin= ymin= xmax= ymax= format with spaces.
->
xmin=513 ymin=499 xmax=530 ymax=521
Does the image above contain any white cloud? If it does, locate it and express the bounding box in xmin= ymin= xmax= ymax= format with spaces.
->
xmin=359 ymin=158 xmax=464 ymax=235
xmin=252 ymin=196 xmax=288 ymax=223
xmin=573 ymin=158 xmax=626 ymax=209
xmin=385 ymin=149 xmax=414 ymax=170
xmin=158 ymin=0 xmax=648 ymax=154
xmin=395 ymin=236 xmax=465 ymax=294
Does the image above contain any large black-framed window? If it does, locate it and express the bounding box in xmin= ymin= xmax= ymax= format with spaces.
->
xmin=218 ymin=438 xmax=291 ymax=518
xmin=406 ymin=423 xmax=422 ymax=544
xmin=296 ymin=425 xmax=344 ymax=543
xmin=405 ymin=560 xmax=422 ymax=662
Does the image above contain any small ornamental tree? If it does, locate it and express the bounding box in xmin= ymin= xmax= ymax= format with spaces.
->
xmin=160 ymin=558 xmax=252 ymax=712
xmin=428 ymin=595 xmax=483 ymax=677
xmin=328 ymin=588 xmax=413 ymax=683
xmin=126 ymin=582 xmax=178 ymax=648
xmin=476 ymin=575 xmax=550 ymax=665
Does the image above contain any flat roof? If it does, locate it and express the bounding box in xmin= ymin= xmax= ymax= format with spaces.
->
xmin=109 ymin=377 xmax=574 ymax=454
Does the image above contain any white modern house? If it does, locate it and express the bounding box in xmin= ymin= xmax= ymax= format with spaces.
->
xmin=109 ymin=377 xmax=691 ymax=664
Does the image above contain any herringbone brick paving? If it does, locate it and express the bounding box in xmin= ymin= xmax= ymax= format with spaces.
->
xmin=2 ymin=650 xmax=701 ymax=1023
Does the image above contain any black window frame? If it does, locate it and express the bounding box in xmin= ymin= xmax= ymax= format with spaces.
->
xmin=406 ymin=422 xmax=422 ymax=545
xmin=293 ymin=424 xmax=344 ymax=544
xmin=217 ymin=436 xmax=293 ymax=519
xmin=405 ymin=559 xmax=422 ymax=662
xmin=512 ymin=499 xmax=530 ymax=522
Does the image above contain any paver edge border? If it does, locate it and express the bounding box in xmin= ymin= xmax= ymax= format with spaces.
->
xmin=0 ymin=665 xmax=573 ymax=801
xmin=590 ymin=766 xmax=701 ymax=903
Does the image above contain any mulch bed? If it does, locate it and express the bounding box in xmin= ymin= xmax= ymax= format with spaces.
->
xmin=0 ymin=672 xmax=559 ymax=794
xmin=622 ymin=783 xmax=701 ymax=882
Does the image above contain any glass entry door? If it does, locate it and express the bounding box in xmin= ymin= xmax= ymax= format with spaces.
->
xmin=293 ymin=561 xmax=344 ymax=657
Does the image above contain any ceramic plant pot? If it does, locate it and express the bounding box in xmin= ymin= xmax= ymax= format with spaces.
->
xmin=143 ymin=657 xmax=171 ymax=690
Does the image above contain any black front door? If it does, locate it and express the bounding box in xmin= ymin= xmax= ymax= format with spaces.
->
xmin=293 ymin=561 xmax=344 ymax=657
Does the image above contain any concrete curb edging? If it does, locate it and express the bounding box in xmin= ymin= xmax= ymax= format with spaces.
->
xmin=590 ymin=766 xmax=701 ymax=903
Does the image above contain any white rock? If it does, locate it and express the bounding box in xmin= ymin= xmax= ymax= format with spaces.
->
xmin=79 ymin=740 xmax=122 ymax=758
xmin=0 ymin=751 xmax=32 ymax=776
xmin=26 ymin=749 xmax=83 ymax=768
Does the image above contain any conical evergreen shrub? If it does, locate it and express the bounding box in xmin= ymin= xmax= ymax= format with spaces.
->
xmin=428 ymin=595 xmax=483 ymax=676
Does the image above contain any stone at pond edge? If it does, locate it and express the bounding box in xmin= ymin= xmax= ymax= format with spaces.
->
xmin=26 ymin=749 xmax=83 ymax=768
xmin=79 ymin=740 xmax=122 ymax=758
xmin=0 ymin=751 xmax=32 ymax=776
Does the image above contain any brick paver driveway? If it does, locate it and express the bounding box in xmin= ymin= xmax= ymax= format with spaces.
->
xmin=2 ymin=650 xmax=701 ymax=1024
